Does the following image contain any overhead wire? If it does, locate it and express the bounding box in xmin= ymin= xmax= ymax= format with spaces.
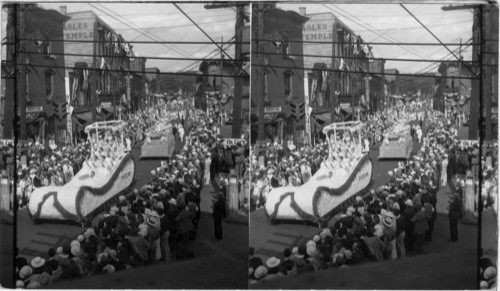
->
xmin=173 ymin=3 xmax=249 ymax=77
xmin=399 ymin=4 xmax=477 ymax=77
xmin=324 ymin=4 xmax=429 ymax=60
xmin=16 ymin=62 xmax=246 ymax=78
xmin=91 ymin=3 xmax=191 ymax=59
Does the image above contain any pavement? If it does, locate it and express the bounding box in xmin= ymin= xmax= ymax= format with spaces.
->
xmin=482 ymin=207 xmax=498 ymax=264
xmin=250 ymin=138 xmax=480 ymax=289
xmin=0 ymin=221 xmax=14 ymax=288
xmin=14 ymin=137 xmax=248 ymax=289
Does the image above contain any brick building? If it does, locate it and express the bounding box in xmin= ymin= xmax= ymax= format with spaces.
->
xmin=251 ymin=6 xmax=308 ymax=144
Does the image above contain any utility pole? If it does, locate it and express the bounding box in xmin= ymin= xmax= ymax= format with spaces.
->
xmin=3 ymin=5 xmax=16 ymax=139
xmin=204 ymin=3 xmax=246 ymax=138
xmin=257 ymin=3 xmax=266 ymax=142
xmin=458 ymin=38 xmax=462 ymax=102
xmin=18 ymin=5 xmax=27 ymax=140
xmin=91 ymin=21 xmax=97 ymax=123
xmin=442 ymin=4 xmax=482 ymax=140
xmin=484 ymin=6 xmax=493 ymax=141
xmin=231 ymin=4 xmax=244 ymax=138
xmin=219 ymin=37 xmax=224 ymax=126
xmin=329 ymin=21 xmax=338 ymax=124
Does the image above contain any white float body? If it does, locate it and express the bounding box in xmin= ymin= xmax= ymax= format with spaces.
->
xmin=264 ymin=154 xmax=372 ymax=223
xmin=28 ymin=154 xmax=135 ymax=222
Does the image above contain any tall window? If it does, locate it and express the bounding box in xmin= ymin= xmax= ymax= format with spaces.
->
xmin=45 ymin=71 xmax=54 ymax=101
xmin=284 ymin=72 xmax=293 ymax=102
xmin=282 ymin=41 xmax=290 ymax=57
xmin=43 ymin=39 xmax=51 ymax=56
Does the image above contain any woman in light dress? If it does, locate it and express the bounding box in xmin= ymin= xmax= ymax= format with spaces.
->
xmin=440 ymin=154 xmax=449 ymax=188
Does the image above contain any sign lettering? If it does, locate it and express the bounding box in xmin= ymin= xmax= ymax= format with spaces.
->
xmin=63 ymin=20 xmax=94 ymax=40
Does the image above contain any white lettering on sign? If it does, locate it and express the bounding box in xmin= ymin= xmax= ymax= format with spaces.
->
xmin=303 ymin=20 xmax=333 ymax=41
xmin=63 ymin=20 xmax=94 ymax=40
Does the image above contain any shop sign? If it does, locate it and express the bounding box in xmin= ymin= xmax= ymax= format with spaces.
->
xmin=64 ymin=19 xmax=94 ymax=40
xmin=303 ymin=21 xmax=333 ymax=41
xmin=251 ymin=106 xmax=282 ymax=114
xmin=26 ymin=106 xmax=43 ymax=113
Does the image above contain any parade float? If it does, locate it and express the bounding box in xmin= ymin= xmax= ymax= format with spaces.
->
xmin=140 ymin=116 xmax=177 ymax=159
xmin=28 ymin=121 xmax=135 ymax=223
xmin=378 ymin=121 xmax=413 ymax=160
xmin=140 ymin=99 xmax=188 ymax=159
xmin=264 ymin=121 xmax=373 ymax=224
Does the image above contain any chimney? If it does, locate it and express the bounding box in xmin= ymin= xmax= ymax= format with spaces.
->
xmin=299 ymin=7 xmax=306 ymax=16
xmin=60 ymin=6 xmax=67 ymax=15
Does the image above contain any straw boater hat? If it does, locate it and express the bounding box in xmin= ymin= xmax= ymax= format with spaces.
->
xmin=254 ymin=265 xmax=268 ymax=279
xmin=31 ymin=257 xmax=45 ymax=269
xmin=71 ymin=245 xmax=82 ymax=256
xmin=266 ymin=257 xmax=281 ymax=269
xmin=307 ymin=245 xmax=318 ymax=256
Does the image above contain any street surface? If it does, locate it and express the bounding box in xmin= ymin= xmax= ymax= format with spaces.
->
xmin=16 ymin=140 xmax=248 ymax=288
xmin=0 ymin=221 xmax=14 ymax=288
xmin=250 ymin=138 xmax=479 ymax=289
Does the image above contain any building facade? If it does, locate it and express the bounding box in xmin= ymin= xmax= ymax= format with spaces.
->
xmin=437 ymin=61 xmax=473 ymax=116
xmin=199 ymin=59 xmax=250 ymax=124
xmin=129 ymin=57 xmax=147 ymax=112
xmin=297 ymin=7 xmax=372 ymax=145
xmin=251 ymin=6 xmax=308 ymax=145
xmin=368 ymin=59 xmax=385 ymax=112
xmin=62 ymin=8 xmax=135 ymax=141
xmin=384 ymin=68 xmax=400 ymax=96
xmin=3 ymin=6 xmax=70 ymax=143
xmin=145 ymin=67 xmax=160 ymax=95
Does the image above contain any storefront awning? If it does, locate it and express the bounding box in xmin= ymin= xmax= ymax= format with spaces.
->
xmin=314 ymin=112 xmax=332 ymax=124
xmin=26 ymin=112 xmax=45 ymax=122
xmin=101 ymin=105 xmax=127 ymax=114
xmin=74 ymin=112 xmax=102 ymax=125
xmin=341 ymin=106 xmax=365 ymax=115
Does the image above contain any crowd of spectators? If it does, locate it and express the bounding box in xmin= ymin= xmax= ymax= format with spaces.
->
xmin=16 ymin=142 xmax=91 ymax=208
xmin=249 ymin=108 xmax=490 ymax=285
xmin=14 ymin=107 xmax=239 ymax=288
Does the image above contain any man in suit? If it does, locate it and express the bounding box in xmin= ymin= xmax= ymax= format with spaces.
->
xmin=448 ymin=194 xmax=462 ymax=242
xmin=212 ymin=193 xmax=227 ymax=240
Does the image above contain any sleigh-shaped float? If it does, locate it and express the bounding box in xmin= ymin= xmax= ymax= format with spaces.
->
xmin=28 ymin=121 xmax=135 ymax=223
xmin=264 ymin=121 xmax=373 ymax=224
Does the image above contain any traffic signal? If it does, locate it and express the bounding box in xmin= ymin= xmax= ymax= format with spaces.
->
xmin=289 ymin=101 xmax=305 ymax=122
xmin=52 ymin=101 xmax=68 ymax=121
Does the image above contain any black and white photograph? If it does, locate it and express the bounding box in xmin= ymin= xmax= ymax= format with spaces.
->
xmin=0 ymin=0 xmax=498 ymax=290
xmin=249 ymin=2 xmax=498 ymax=289
xmin=0 ymin=2 xmax=250 ymax=288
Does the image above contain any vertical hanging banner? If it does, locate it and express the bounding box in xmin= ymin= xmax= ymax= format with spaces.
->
xmin=126 ymin=76 xmax=131 ymax=104
xmin=304 ymin=91 xmax=311 ymax=146
xmin=65 ymin=74 xmax=73 ymax=145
